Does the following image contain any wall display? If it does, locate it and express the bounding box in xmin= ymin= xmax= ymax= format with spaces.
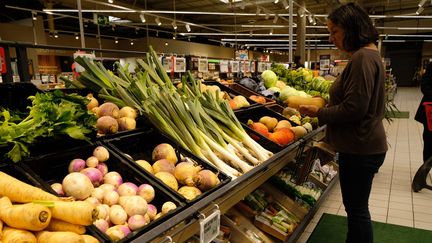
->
xmin=174 ymin=57 xmax=186 ymax=73
xmin=220 ymin=60 xmax=229 ymax=73
xmin=198 ymin=59 xmax=208 ymax=73
xmin=230 ymin=61 xmax=239 ymax=73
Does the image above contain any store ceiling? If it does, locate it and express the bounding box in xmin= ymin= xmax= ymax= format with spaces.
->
xmin=1 ymin=0 xmax=432 ymax=51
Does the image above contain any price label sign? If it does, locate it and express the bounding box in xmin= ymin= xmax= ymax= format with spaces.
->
xmin=230 ymin=61 xmax=239 ymax=73
xmin=174 ymin=57 xmax=186 ymax=73
xmin=257 ymin=62 xmax=267 ymax=72
xmin=199 ymin=209 xmax=220 ymax=243
xmin=220 ymin=60 xmax=228 ymax=73
xmin=198 ymin=59 xmax=208 ymax=73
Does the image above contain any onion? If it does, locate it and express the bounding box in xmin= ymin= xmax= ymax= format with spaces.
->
xmin=193 ymin=170 xmax=220 ymax=191
xmin=127 ymin=215 xmax=148 ymax=231
xmin=161 ymin=201 xmax=177 ymax=215
xmin=135 ymin=160 xmax=154 ymax=174
xmin=68 ymin=159 xmax=86 ymax=173
xmin=85 ymin=196 xmax=100 ymax=206
xmin=154 ymin=172 xmax=178 ymax=191
xmin=106 ymin=226 xmax=125 ymax=241
xmin=146 ymin=204 xmax=157 ymax=221
xmin=117 ymin=182 xmax=138 ymax=196
xmin=96 ymin=163 xmax=109 ymax=175
xmin=96 ymin=204 xmax=110 ymax=220
xmin=103 ymin=190 xmax=119 ymax=206
xmin=86 ymin=156 xmax=99 ymax=168
xmin=51 ymin=183 xmax=64 ymax=196
xmin=81 ymin=168 xmax=103 ymax=186
xmin=62 ymin=172 xmax=94 ymax=200
xmin=118 ymin=196 xmax=148 ymax=217
xmin=109 ymin=205 xmax=127 ymax=225
xmin=93 ymin=219 xmax=109 ymax=232
xmin=93 ymin=146 xmax=110 ymax=162
xmin=119 ymin=106 xmax=137 ymax=119
xmin=137 ymin=184 xmax=155 ymax=203
xmin=152 ymin=143 xmax=178 ymax=165
xmin=178 ymin=186 xmax=202 ymax=200
xmin=152 ymin=159 xmax=175 ymax=174
xmin=174 ymin=162 xmax=202 ymax=186
xmin=104 ymin=172 xmax=123 ymax=188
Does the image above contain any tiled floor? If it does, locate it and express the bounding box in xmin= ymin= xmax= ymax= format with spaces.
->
xmin=297 ymin=87 xmax=432 ymax=242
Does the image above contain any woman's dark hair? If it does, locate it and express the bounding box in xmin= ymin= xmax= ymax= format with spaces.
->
xmin=328 ymin=3 xmax=378 ymax=52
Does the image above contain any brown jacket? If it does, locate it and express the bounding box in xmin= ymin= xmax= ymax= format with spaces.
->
xmin=317 ymin=48 xmax=388 ymax=155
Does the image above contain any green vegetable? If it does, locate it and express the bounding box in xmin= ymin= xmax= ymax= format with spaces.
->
xmin=0 ymin=90 xmax=96 ymax=162
xmin=261 ymin=70 xmax=278 ymax=88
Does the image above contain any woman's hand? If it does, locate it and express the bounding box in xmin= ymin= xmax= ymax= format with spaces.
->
xmin=299 ymin=105 xmax=320 ymax=117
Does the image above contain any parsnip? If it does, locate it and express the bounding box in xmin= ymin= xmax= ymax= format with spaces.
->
xmin=50 ymin=201 xmax=98 ymax=226
xmin=45 ymin=218 xmax=85 ymax=235
xmin=2 ymin=226 xmax=37 ymax=243
xmin=36 ymin=231 xmax=84 ymax=243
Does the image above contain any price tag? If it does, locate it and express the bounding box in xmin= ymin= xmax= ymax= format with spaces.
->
xmin=220 ymin=61 xmax=228 ymax=73
xmin=230 ymin=61 xmax=239 ymax=73
xmin=198 ymin=59 xmax=208 ymax=73
xmin=199 ymin=209 xmax=220 ymax=243
xmin=174 ymin=57 xmax=186 ymax=72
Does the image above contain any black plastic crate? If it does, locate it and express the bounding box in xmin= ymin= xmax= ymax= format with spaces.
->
xmin=103 ymin=129 xmax=231 ymax=204
xmin=226 ymin=83 xmax=276 ymax=106
xmin=0 ymin=82 xmax=40 ymax=111
xmin=235 ymin=106 xmax=301 ymax=153
xmin=19 ymin=143 xmax=185 ymax=243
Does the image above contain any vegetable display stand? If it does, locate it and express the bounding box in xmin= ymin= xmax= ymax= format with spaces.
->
xmin=0 ymin=82 xmax=40 ymax=111
xmin=102 ymin=129 xmax=231 ymax=204
xmin=18 ymin=143 xmax=185 ymax=243
xmin=226 ymin=83 xmax=276 ymax=106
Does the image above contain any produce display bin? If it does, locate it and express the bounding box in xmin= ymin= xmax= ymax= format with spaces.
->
xmin=103 ymin=129 xmax=231 ymax=204
xmin=234 ymin=106 xmax=301 ymax=153
xmin=19 ymin=143 xmax=185 ymax=243
xmin=0 ymin=162 xmax=107 ymax=242
xmin=226 ymin=83 xmax=276 ymax=106
xmin=0 ymin=82 xmax=40 ymax=111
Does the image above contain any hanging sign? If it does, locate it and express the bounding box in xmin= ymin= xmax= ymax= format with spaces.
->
xmin=174 ymin=57 xmax=186 ymax=73
xmin=199 ymin=209 xmax=220 ymax=243
xmin=236 ymin=50 xmax=249 ymax=60
xmin=230 ymin=61 xmax=239 ymax=73
xmin=220 ymin=60 xmax=229 ymax=73
xmin=0 ymin=47 xmax=6 ymax=74
xmin=198 ymin=59 xmax=208 ymax=73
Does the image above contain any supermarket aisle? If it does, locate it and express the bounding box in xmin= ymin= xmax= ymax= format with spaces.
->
xmin=298 ymin=87 xmax=432 ymax=242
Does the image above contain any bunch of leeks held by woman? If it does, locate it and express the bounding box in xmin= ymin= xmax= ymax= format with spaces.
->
xmin=73 ymin=46 xmax=273 ymax=179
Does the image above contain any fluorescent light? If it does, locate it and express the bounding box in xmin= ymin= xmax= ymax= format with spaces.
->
xmin=416 ymin=6 xmax=424 ymax=15
xmin=397 ymin=27 xmax=432 ymax=30
xmin=241 ymin=24 xmax=287 ymax=28
xmin=182 ymin=33 xmax=329 ymax=37
xmin=172 ymin=21 xmax=177 ymax=30
xmin=155 ymin=17 xmax=161 ymax=26
xmin=282 ymin=0 xmax=289 ymax=9
xmin=418 ymin=0 xmax=427 ymax=6
xmin=380 ymin=34 xmax=432 ymax=37
xmin=185 ymin=23 xmax=191 ymax=32
xmin=139 ymin=13 xmax=146 ymax=22
xmin=383 ymin=40 xmax=406 ymax=42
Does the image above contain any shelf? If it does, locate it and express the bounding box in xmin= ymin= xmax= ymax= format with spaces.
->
xmin=127 ymin=126 xmax=327 ymax=243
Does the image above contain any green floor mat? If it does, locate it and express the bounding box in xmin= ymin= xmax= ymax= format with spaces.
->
xmin=385 ymin=111 xmax=410 ymax=119
xmin=307 ymin=213 xmax=432 ymax=243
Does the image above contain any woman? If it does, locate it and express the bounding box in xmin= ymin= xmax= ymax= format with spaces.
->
xmin=299 ymin=3 xmax=387 ymax=243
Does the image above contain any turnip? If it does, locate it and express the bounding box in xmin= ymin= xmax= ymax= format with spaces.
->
xmin=86 ymin=156 xmax=99 ymax=168
xmin=174 ymin=161 xmax=202 ymax=186
xmin=86 ymin=94 xmax=99 ymax=111
xmin=135 ymin=160 xmax=154 ymax=174
xmin=152 ymin=143 xmax=178 ymax=165
xmin=109 ymin=205 xmax=127 ymax=225
xmin=96 ymin=163 xmax=109 ymax=175
xmin=51 ymin=183 xmax=64 ymax=196
xmin=62 ymin=172 xmax=94 ymax=200
xmin=127 ymin=215 xmax=148 ymax=231
xmin=117 ymin=182 xmax=138 ymax=196
xmin=193 ymin=170 xmax=220 ymax=191
xmin=116 ymin=224 xmax=131 ymax=236
xmin=152 ymin=159 xmax=175 ymax=174
xmin=98 ymin=102 xmax=120 ymax=118
xmin=99 ymin=184 xmax=115 ymax=194
xmin=106 ymin=226 xmax=125 ymax=241
xmin=161 ymin=201 xmax=177 ymax=215
xmin=104 ymin=172 xmax=123 ymax=188
xmin=96 ymin=116 xmax=119 ymax=134
xmin=137 ymin=184 xmax=155 ymax=203
xmin=85 ymin=196 xmax=100 ymax=206
xmin=178 ymin=186 xmax=202 ymax=200
xmin=96 ymin=204 xmax=110 ymax=220
xmin=68 ymin=159 xmax=86 ymax=173
xmin=119 ymin=106 xmax=137 ymax=119
xmin=117 ymin=117 xmax=136 ymax=131
xmin=93 ymin=219 xmax=109 ymax=232
xmin=154 ymin=172 xmax=178 ymax=191
xmin=118 ymin=196 xmax=148 ymax=217
xmin=154 ymin=213 xmax=163 ymax=221
xmin=91 ymin=106 xmax=99 ymax=115
xmin=81 ymin=168 xmax=103 ymax=186
xmin=93 ymin=146 xmax=110 ymax=162
xmin=103 ymin=190 xmax=119 ymax=206
xmin=146 ymin=204 xmax=157 ymax=220
xmin=92 ymin=187 xmax=105 ymax=201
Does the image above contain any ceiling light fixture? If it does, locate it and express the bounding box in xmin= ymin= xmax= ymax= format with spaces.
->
xmin=307 ymin=14 xmax=313 ymax=23
xmin=165 ymin=42 xmax=168 ymax=46
xmin=240 ymin=2 xmax=246 ymax=10
xmin=416 ymin=6 xmax=424 ymax=15
xmin=155 ymin=17 xmax=161 ymax=26
xmin=274 ymin=0 xmax=279 ymax=3
xmin=282 ymin=0 xmax=289 ymax=9
xmin=75 ymin=33 xmax=79 ymax=39
xmin=139 ymin=13 xmax=146 ymax=22
xmin=32 ymin=11 xmax=37 ymax=20
xmin=273 ymin=14 xmax=279 ymax=24
xmin=265 ymin=12 xmax=270 ymax=20
xmin=172 ymin=21 xmax=177 ymax=30
xmin=173 ymin=35 xmax=176 ymax=40
xmin=54 ymin=32 xmax=59 ymax=38
xmin=115 ymin=38 xmax=118 ymax=44
xmin=108 ymin=0 xmax=114 ymax=3
xmin=269 ymin=29 xmax=273 ymax=35
xmin=130 ymin=40 xmax=134 ymax=45
xmin=299 ymin=10 xmax=305 ymax=18
xmin=185 ymin=23 xmax=191 ymax=32
xmin=418 ymin=0 xmax=427 ymax=6
xmin=256 ymin=7 xmax=261 ymax=16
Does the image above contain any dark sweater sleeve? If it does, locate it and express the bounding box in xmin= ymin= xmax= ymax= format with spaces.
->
xmin=318 ymin=52 xmax=377 ymax=124
xmin=421 ymin=65 xmax=432 ymax=97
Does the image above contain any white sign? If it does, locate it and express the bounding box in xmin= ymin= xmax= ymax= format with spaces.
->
xmin=220 ymin=61 xmax=229 ymax=73
xmin=198 ymin=59 xmax=208 ymax=73
xmin=230 ymin=61 xmax=239 ymax=73
xmin=250 ymin=61 xmax=255 ymax=73
xmin=161 ymin=56 xmax=173 ymax=72
xmin=258 ymin=62 xmax=267 ymax=73
xmin=174 ymin=57 xmax=186 ymax=73
xmin=199 ymin=209 xmax=220 ymax=243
